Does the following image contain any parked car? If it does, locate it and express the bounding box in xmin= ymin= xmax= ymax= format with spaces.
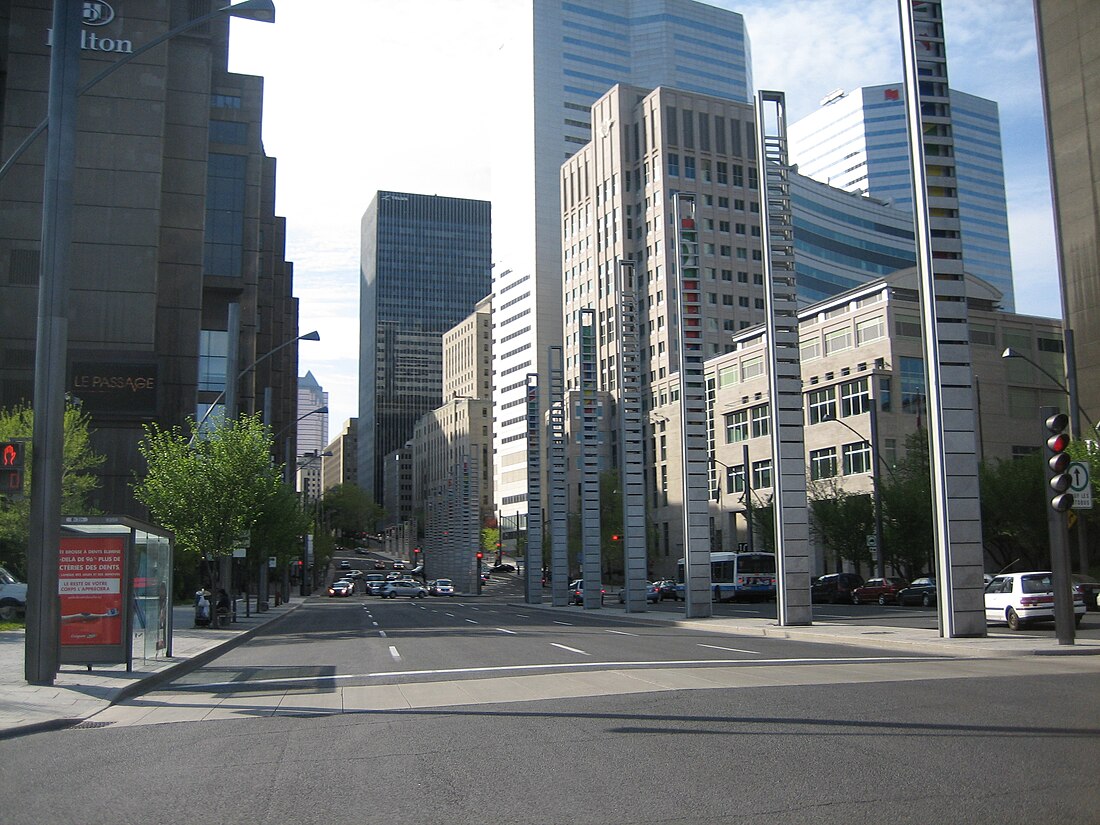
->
xmin=896 ymin=577 xmax=937 ymax=607
xmin=654 ymin=580 xmax=683 ymax=602
xmin=354 ymin=547 xmax=369 ymax=555
xmin=985 ymin=572 xmax=1086 ymax=630
xmin=384 ymin=572 xmax=402 ymax=581
xmin=381 ymin=580 xmax=427 ymax=599
xmin=391 ymin=561 xmax=405 ymax=570
xmin=343 ymin=570 xmax=363 ymax=580
xmin=491 ymin=563 xmax=516 ymax=573
xmin=811 ymin=573 xmax=865 ymax=604
xmin=568 ymin=579 xmax=606 ymax=605
xmin=429 ymin=579 xmax=455 ymax=596
xmin=327 ymin=579 xmax=354 ymax=597
xmin=0 ymin=565 xmax=27 ymax=621
xmin=1070 ymin=574 xmax=1100 ymax=612
xmin=851 ymin=577 xmax=909 ymax=605
xmin=617 ymin=582 xmax=661 ymax=604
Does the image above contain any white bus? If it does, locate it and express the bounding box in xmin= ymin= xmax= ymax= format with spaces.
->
xmin=676 ymin=552 xmax=777 ymax=602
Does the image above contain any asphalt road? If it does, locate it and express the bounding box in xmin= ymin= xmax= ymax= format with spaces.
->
xmin=3 ymin=578 xmax=1099 ymax=824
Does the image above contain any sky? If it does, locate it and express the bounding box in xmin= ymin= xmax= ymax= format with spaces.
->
xmin=227 ymin=0 xmax=1057 ymax=440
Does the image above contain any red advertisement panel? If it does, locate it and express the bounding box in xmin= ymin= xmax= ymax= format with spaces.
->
xmin=59 ymin=535 xmax=125 ymax=646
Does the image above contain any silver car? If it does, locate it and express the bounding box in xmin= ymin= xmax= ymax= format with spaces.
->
xmin=381 ymin=580 xmax=427 ymax=599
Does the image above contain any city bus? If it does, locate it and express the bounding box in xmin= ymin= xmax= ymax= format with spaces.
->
xmin=676 ymin=551 xmax=777 ymax=602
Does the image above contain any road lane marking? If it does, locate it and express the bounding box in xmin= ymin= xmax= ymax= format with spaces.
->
xmin=606 ymin=630 xmax=639 ymax=636
xmin=465 ymin=619 xmax=479 ymax=624
xmin=698 ymin=643 xmax=760 ymax=655
xmin=551 ymin=643 xmax=589 ymax=655
xmin=389 ymin=646 xmax=401 ymax=661
xmin=496 ymin=628 xmax=517 ymax=635
xmin=514 ymin=614 xmax=529 ymax=618
xmin=470 ymin=606 xmax=480 ymax=611
xmin=173 ymin=655 xmax=952 ymax=689
xmin=552 ymin=620 xmax=573 ymax=626
xmin=379 ymin=631 xmax=387 ymax=638
xmin=445 ymin=613 xmax=455 ymax=617
xmin=371 ymin=621 xmax=379 ymax=627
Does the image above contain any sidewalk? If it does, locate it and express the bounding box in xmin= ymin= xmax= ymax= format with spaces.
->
xmin=529 ymin=600 xmax=1100 ymax=659
xmin=0 ymin=595 xmax=306 ymax=738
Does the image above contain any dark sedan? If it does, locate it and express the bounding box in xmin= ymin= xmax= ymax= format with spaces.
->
xmin=1071 ymin=574 xmax=1100 ymax=612
xmin=852 ymin=577 xmax=909 ymax=605
xmin=896 ymin=576 xmax=937 ymax=607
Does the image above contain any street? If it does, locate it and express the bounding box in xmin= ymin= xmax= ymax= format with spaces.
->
xmin=2 ymin=574 xmax=1099 ymax=824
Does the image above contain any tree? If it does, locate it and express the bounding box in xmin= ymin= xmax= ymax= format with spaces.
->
xmin=321 ymin=483 xmax=383 ymax=540
xmin=979 ymin=453 xmax=1049 ymax=572
xmin=134 ymin=413 xmax=281 ymax=626
xmin=0 ymin=402 xmax=105 ymax=577
xmin=481 ymin=526 xmax=500 ymax=558
xmin=808 ymin=478 xmax=875 ymax=575
xmin=880 ymin=428 xmax=934 ymax=580
xmin=251 ymin=482 xmax=311 ymax=599
xmin=750 ymin=493 xmax=775 ymax=554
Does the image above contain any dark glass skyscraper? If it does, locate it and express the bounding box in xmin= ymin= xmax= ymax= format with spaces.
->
xmin=358 ymin=192 xmax=491 ymax=499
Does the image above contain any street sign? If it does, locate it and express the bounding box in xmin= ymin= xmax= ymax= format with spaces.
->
xmin=866 ymin=534 xmax=877 ymax=549
xmin=1069 ymin=461 xmax=1093 ymax=509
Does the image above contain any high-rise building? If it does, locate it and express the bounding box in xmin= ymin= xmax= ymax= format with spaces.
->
xmin=321 ymin=419 xmax=357 ymax=493
xmin=358 ymin=192 xmax=491 ymax=500
xmin=788 ymin=85 xmax=1015 ymax=309
xmin=1034 ymin=0 xmax=1100 ymax=429
xmin=0 ymin=0 xmax=298 ymax=516
xmin=560 ymin=83 xmax=918 ymax=571
xmin=296 ymin=372 xmax=328 ymax=461
xmin=492 ymin=0 xmax=753 ymax=529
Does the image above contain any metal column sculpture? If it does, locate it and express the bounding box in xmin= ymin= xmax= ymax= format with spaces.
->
xmin=579 ymin=309 xmax=602 ymax=608
xmin=756 ymin=91 xmax=813 ymax=626
xmin=616 ymin=260 xmax=648 ymax=612
xmin=548 ymin=347 xmax=569 ymax=606
xmin=674 ymin=195 xmax=713 ymax=618
xmin=899 ymin=0 xmax=986 ymax=637
xmin=525 ymin=375 xmax=543 ymax=603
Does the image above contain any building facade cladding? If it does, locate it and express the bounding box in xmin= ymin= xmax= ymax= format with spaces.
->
xmin=491 ymin=0 xmax=752 ymax=527
xmin=0 ymin=0 xmax=297 ymax=516
xmin=321 ymin=419 xmax=358 ymax=493
xmin=358 ymin=191 xmax=491 ymax=501
xmin=442 ymin=296 xmax=493 ymax=403
xmin=297 ymin=371 xmax=328 ymax=462
xmin=787 ymin=85 xmax=1015 ymax=310
xmin=559 ymin=83 xmax=923 ymax=573
xmin=704 ymin=268 xmax=1063 ymax=574
xmin=382 ymin=448 xmax=414 ymax=529
xmin=1034 ymin=0 xmax=1100 ymax=429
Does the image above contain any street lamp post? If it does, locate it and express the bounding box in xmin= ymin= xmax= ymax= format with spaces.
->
xmin=709 ymin=443 xmax=754 ymax=556
xmin=275 ymin=405 xmax=328 ymax=485
xmin=23 ymin=0 xmax=276 ymax=686
xmin=823 ymin=404 xmax=886 ymax=579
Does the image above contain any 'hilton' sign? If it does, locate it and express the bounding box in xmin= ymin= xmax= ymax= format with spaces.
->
xmin=46 ymin=1 xmax=134 ymax=55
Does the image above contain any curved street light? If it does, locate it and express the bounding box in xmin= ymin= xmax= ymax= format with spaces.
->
xmin=1001 ymin=347 xmax=1096 ymax=433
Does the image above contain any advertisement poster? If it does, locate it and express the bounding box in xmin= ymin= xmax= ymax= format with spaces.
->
xmin=59 ymin=536 xmax=125 ymax=646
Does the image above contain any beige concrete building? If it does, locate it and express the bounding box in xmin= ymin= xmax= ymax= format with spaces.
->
xmin=321 ymin=419 xmax=357 ymax=493
xmin=704 ymin=268 xmax=1063 ymax=576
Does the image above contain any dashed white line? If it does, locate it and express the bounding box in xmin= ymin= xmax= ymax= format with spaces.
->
xmin=606 ymin=629 xmax=638 ymax=636
xmin=496 ymin=628 xmax=517 ymax=635
xmin=465 ymin=618 xmax=479 ymax=624
xmin=514 ymin=614 xmax=529 ymax=618
xmin=445 ymin=613 xmax=455 ymax=617
xmin=371 ymin=621 xmax=379 ymax=627
xmin=551 ymin=643 xmax=589 ymax=655
xmin=378 ymin=630 xmax=387 ymax=638
xmin=552 ymin=620 xmax=573 ymax=626
xmin=698 ymin=643 xmax=760 ymax=655
xmin=388 ymin=646 xmax=401 ymax=661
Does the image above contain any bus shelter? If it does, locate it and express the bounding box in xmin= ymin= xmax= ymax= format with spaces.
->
xmin=59 ymin=516 xmax=174 ymax=670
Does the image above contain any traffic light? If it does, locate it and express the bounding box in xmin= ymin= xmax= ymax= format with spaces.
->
xmin=0 ymin=440 xmax=25 ymax=495
xmin=611 ymin=534 xmax=621 ymax=542
xmin=1044 ymin=412 xmax=1074 ymax=512
xmin=413 ymin=547 xmax=421 ymax=555
xmin=476 ymin=551 xmax=483 ymax=560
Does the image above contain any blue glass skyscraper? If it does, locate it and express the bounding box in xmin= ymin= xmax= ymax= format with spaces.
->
xmin=358 ymin=192 xmax=491 ymax=499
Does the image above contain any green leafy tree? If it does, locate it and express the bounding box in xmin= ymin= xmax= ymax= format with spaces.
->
xmin=251 ymin=482 xmax=311 ymax=598
xmin=979 ymin=453 xmax=1049 ymax=572
xmin=809 ymin=478 xmax=875 ymax=575
xmin=750 ymin=493 xmax=775 ymax=553
xmin=134 ymin=413 xmax=281 ymax=626
xmin=321 ymin=483 xmax=383 ymax=540
xmin=481 ymin=526 xmax=500 ymax=557
xmin=0 ymin=403 xmax=105 ymax=577
xmin=880 ymin=428 xmax=934 ymax=580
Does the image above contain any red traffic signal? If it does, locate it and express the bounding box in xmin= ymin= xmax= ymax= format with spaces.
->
xmin=0 ymin=440 xmax=25 ymax=494
xmin=476 ymin=551 xmax=483 ymax=560
xmin=611 ymin=534 xmax=621 ymax=541
xmin=413 ymin=547 xmax=421 ymax=555
xmin=1044 ymin=412 xmax=1074 ymax=512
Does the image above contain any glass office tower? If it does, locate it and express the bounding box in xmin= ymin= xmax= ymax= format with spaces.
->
xmin=358 ymin=192 xmax=491 ymax=499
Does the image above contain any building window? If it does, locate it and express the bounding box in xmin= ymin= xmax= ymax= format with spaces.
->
xmin=900 ymin=356 xmax=925 ymax=414
xmin=879 ymin=376 xmax=892 ymax=412
xmin=800 ymin=336 xmax=821 ymax=361
xmin=741 ymin=356 xmax=764 ymax=381
xmin=726 ymin=463 xmax=745 ymax=494
xmin=668 ymin=153 xmax=680 ymax=177
xmin=807 ymin=387 xmax=836 ymax=424
xmin=198 ymin=330 xmax=228 ymax=391
xmin=895 ymin=314 xmax=922 ymax=338
xmin=824 ymin=326 xmax=852 ymax=355
xmin=841 ymin=378 xmax=870 ymax=417
xmin=718 ymin=365 xmax=738 ymax=388
xmin=209 ymin=120 xmax=248 ymax=145
xmin=204 ymin=153 xmax=247 ymax=277
xmin=856 ymin=316 xmax=884 ymax=345
xmin=810 ymin=447 xmax=837 ymax=480
xmin=684 ymin=156 xmax=696 ymax=179
xmin=843 ymin=441 xmax=872 ymax=475
xmin=725 ymin=410 xmax=748 ymax=443
xmin=750 ymin=404 xmax=769 ymax=438
xmin=752 ymin=459 xmax=772 ymax=490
